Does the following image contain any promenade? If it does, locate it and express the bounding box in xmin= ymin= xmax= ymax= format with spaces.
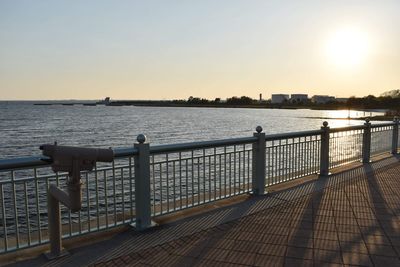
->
xmin=8 ymin=155 xmax=400 ymax=267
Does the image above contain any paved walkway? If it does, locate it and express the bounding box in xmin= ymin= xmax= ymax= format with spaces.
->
xmin=9 ymin=156 xmax=400 ymax=267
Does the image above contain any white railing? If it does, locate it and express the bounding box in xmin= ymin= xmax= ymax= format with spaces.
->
xmin=0 ymin=119 xmax=399 ymax=255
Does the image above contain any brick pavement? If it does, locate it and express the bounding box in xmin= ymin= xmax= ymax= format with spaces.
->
xmin=92 ymin=163 xmax=400 ymax=267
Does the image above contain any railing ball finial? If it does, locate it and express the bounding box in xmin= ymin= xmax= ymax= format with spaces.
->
xmin=365 ymin=118 xmax=370 ymax=123
xmin=255 ymin=126 xmax=263 ymax=133
xmin=394 ymin=116 xmax=399 ymax=122
xmin=137 ymin=134 xmax=147 ymax=144
xmin=322 ymin=121 xmax=328 ymax=127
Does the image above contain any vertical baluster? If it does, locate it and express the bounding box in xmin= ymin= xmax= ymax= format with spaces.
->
xmin=121 ymin=165 xmax=125 ymax=223
xmin=238 ymin=146 xmax=241 ymax=192
xmin=166 ymin=154 xmax=169 ymax=212
xmin=219 ymin=153 xmax=222 ymax=198
xmin=229 ymin=152 xmax=232 ymax=196
xmin=197 ymin=156 xmax=200 ymax=204
xmin=104 ymin=169 xmax=108 ymax=227
xmin=1 ymin=184 xmax=8 ymax=251
xmin=86 ymin=172 xmax=91 ymax=231
xmin=208 ymin=154 xmax=211 ymax=200
xmin=247 ymin=148 xmax=251 ymax=191
xmin=11 ymin=171 xmax=19 ymax=248
xmin=160 ymin=163 xmax=163 ymax=214
xmin=294 ymin=139 xmax=297 ymax=178
xmin=34 ymin=168 xmax=42 ymax=243
xmin=95 ymin=165 xmax=100 ymax=228
xmin=233 ymin=146 xmax=237 ymax=194
xmin=191 ymin=151 xmax=195 ymax=206
xmin=242 ymin=145 xmax=246 ymax=192
xmin=271 ymin=141 xmax=274 ymax=184
xmin=112 ymin=160 xmax=116 ymax=226
xmin=224 ymin=147 xmax=227 ymax=196
xmin=185 ymin=158 xmax=189 ymax=207
xmin=202 ymin=149 xmax=206 ymax=202
xmin=179 ymin=152 xmax=183 ymax=209
xmin=130 ymin=157 xmax=134 ymax=221
xmin=173 ymin=159 xmax=176 ymax=211
xmin=24 ymin=181 xmax=31 ymax=245
xmin=214 ymin=148 xmax=217 ymax=199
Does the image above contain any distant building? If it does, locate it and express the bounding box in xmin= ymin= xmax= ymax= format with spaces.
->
xmin=311 ymin=95 xmax=335 ymax=104
xmin=97 ymin=97 xmax=111 ymax=105
xmin=336 ymin=98 xmax=348 ymax=103
xmin=271 ymin=94 xmax=290 ymax=104
xmin=290 ymin=94 xmax=308 ymax=103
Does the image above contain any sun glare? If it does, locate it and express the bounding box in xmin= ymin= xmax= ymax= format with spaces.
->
xmin=325 ymin=27 xmax=370 ymax=68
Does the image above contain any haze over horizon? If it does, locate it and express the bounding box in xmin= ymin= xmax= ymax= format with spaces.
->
xmin=1 ymin=0 xmax=399 ymax=100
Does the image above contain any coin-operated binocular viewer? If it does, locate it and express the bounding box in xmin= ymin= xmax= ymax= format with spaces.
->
xmin=40 ymin=144 xmax=114 ymax=259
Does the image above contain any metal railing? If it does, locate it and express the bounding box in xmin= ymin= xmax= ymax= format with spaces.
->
xmin=0 ymin=119 xmax=399 ymax=255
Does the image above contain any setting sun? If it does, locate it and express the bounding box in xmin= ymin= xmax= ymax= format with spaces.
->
xmin=325 ymin=27 xmax=370 ymax=68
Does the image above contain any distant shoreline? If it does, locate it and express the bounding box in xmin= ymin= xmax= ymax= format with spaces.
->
xmin=0 ymin=100 xmax=389 ymax=114
xmin=104 ymin=101 xmax=388 ymax=113
xmin=32 ymin=101 xmax=393 ymax=121
xmin=304 ymin=116 xmax=393 ymax=121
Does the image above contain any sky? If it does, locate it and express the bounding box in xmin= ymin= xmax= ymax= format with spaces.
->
xmin=0 ymin=0 xmax=399 ymax=100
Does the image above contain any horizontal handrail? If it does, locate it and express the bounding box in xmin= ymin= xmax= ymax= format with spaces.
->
xmin=0 ymin=156 xmax=51 ymax=171
xmin=329 ymin=125 xmax=366 ymax=133
xmin=0 ymin=147 xmax=140 ymax=171
xmin=370 ymin=122 xmax=395 ymax=128
xmin=114 ymin=147 xmax=138 ymax=157
xmin=265 ymin=129 xmax=323 ymax=141
xmin=150 ymin=136 xmax=258 ymax=154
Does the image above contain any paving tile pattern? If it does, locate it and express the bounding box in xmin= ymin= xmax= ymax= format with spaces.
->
xmin=92 ymin=163 xmax=400 ymax=267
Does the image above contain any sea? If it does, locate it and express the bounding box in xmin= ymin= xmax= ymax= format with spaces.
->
xmin=0 ymin=101 xmax=385 ymax=159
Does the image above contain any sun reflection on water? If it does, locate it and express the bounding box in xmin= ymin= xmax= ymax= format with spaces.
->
xmin=321 ymin=109 xmax=383 ymax=128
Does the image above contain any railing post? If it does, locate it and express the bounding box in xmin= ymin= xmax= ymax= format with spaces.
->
xmin=319 ymin=121 xmax=330 ymax=176
xmin=362 ymin=118 xmax=371 ymax=163
xmin=252 ymin=126 xmax=266 ymax=195
xmin=134 ymin=134 xmax=155 ymax=230
xmin=392 ymin=117 xmax=399 ymax=154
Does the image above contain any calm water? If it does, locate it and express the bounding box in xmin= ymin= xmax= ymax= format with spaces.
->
xmin=0 ymin=101 xmax=384 ymax=158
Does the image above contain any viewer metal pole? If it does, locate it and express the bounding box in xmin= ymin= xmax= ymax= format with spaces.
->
xmin=47 ymin=192 xmax=62 ymax=258
xmin=362 ymin=118 xmax=371 ymax=163
xmin=319 ymin=121 xmax=330 ymax=176
xmin=134 ymin=134 xmax=155 ymax=230
xmin=252 ymin=126 xmax=266 ymax=195
xmin=392 ymin=117 xmax=399 ymax=155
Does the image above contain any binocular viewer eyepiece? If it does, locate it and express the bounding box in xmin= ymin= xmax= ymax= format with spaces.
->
xmin=40 ymin=144 xmax=114 ymax=173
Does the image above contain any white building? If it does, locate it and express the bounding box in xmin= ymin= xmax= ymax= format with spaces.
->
xmin=271 ymin=94 xmax=290 ymax=104
xmin=311 ymin=95 xmax=335 ymax=104
xmin=290 ymin=94 xmax=308 ymax=103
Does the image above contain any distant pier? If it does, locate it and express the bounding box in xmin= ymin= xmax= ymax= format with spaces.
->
xmin=34 ymin=102 xmax=100 ymax=106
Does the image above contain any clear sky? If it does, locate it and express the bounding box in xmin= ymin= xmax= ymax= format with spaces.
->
xmin=1 ymin=0 xmax=399 ymax=100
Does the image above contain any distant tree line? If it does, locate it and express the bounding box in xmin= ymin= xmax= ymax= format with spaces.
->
xmin=347 ymin=90 xmax=400 ymax=110
xmin=172 ymin=96 xmax=257 ymax=106
xmin=170 ymin=89 xmax=400 ymax=110
xmin=225 ymin=96 xmax=255 ymax=105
